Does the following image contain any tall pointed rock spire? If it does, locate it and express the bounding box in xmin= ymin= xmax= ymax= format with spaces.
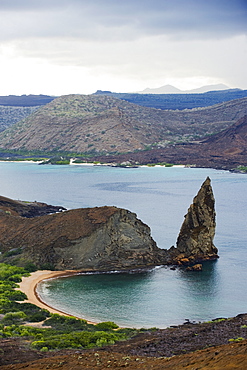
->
xmin=176 ymin=177 xmax=218 ymax=259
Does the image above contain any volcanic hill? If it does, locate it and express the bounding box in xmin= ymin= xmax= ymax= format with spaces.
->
xmin=0 ymin=94 xmax=246 ymax=154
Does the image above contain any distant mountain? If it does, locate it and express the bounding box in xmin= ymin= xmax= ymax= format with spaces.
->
xmin=186 ymin=84 xmax=231 ymax=93
xmin=0 ymin=94 xmax=246 ymax=155
xmin=94 ymin=89 xmax=247 ymax=110
xmin=136 ymin=84 xmax=230 ymax=94
xmin=139 ymin=84 xmax=181 ymax=94
xmin=0 ymin=94 xmax=56 ymax=107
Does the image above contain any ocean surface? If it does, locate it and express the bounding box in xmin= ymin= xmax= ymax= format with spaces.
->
xmin=0 ymin=162 xmax=246 ymax=328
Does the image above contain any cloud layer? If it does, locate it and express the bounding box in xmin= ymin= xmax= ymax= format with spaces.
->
xmin=1 ymin=0 xmax=246 ymax=41
xmin=0 ymin=0 xmax=246 ymax=94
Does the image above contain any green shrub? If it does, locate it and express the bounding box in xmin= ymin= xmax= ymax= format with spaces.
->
xmin=95 ymin=321 xmax=119 ymax=331
xmin=31 ymin=330 xmax=126 ymax=350
xmin=0 ymin=264 xmax=26 ymax=280
xmin=40 ymin=347 xmax=49 ymax=352
xmin=2 ymin=311 xmax=27 ymax=325
xmin=24 ymin=262 xmax=38 ymax=272
xmin=45 ymin=314 xmax=91 ymax=332
xmin=8 ymin=274 xmax=23 ymax=283
xmin=29 ymin=312 xmax=48 ymax=323
xmin=3 ymin=290 xmax=27 ymax=302
xmin=229 ymin=337 xmax=245 ymax=342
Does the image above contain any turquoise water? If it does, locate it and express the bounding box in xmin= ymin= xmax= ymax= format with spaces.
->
xmin=0 ymin=162 xmax=246 ymax=327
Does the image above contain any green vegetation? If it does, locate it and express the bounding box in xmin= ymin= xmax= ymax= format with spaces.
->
xmin=228 ymin=337 xmax=245 ymax=342
xmin=205 ymin=318 xmax=227 ymax=324
xmin=0 ymin=263 xmax=140 ymax=351
xmin=237 ymin=166 xmax=247 ymax=173
xmin=39 ymin=156 xmax=71 ymax=165
xmin=146 ymin=162 xmax=174 ymax=167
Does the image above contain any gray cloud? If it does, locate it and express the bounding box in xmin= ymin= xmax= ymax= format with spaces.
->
xmin=0 ymin=0 xmax=246 ymax=42
xmin=0 ymin=0 xmax=246 ymax=94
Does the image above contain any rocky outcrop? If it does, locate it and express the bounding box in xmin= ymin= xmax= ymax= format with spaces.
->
xmin=0 ymin=195 xmax=66 ymax=218
xmin=174 ymin=177 xmax=218 ymax=264
xmin=0 ymin=203 xmax=168 ymax=270
xmin=0 ymin=178 xmax=218 ymax=271
xmin=185 ymin=264 xmax=203 ymax=271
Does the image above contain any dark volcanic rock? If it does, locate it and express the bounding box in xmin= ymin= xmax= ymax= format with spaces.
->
xmin=0 ymin=195 xmax=66 ymax=218
xmin=175 ymin=177 xmax=218 ymax=262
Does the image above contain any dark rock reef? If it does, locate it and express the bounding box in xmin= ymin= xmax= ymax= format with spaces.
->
xmin=0 ymin=178 xmax=218 ymax=271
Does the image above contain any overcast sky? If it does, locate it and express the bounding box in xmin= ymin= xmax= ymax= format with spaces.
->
xmin=0 ymin=0 xmax=246 ymax=95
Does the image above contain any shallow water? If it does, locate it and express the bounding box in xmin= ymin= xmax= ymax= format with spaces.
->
xmin=0 ymin=162 xmax=246 ymax=327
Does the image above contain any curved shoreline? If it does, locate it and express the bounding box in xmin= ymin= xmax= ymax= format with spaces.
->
xmin=18 ymin=270 xmax=98 ymax=325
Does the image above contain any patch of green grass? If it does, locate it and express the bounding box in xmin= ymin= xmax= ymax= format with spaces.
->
xmin=237 ymin=166 xmax=247 ymax=173
xmin=228 ymin=337 xmax=245 ymax=342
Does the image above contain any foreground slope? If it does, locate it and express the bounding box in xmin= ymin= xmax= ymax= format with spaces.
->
xmin=1 ymin=316 xmax=247 ymax=369
xmin=0 ymin=94 xmax=246 ymax=154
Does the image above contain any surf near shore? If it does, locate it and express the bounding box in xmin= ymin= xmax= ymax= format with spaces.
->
xmin=17 ymin=270 xmax=97 ymax=324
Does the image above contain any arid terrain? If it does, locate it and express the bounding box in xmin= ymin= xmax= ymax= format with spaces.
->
xmin=0 ymin=95 xmax=246 ymax=155
xmin=1 ymin=314 xmax=247 ymax=369
xmin=92 ymin=115 xmax=247 ymax=170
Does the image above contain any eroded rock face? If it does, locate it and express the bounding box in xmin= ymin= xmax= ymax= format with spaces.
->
xmin=175 ymin=177 xmax=218 ymax=261
xmin=0 ymin=203 xmax=167 ymax=271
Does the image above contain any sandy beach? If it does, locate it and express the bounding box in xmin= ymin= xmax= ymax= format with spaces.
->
xmin=18 ymin=270 xmax=97 ymax=324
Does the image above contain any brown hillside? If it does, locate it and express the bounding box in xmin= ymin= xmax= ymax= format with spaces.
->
xmin=201 ymin=114 xmax=247 ymax=156
xmin=0 ymin=94 xmax=246 ymax=153
xmin=0 ymin=201 xmax=166 ymax=271
xmin=93 ymin=115 xmax=247 ymax=170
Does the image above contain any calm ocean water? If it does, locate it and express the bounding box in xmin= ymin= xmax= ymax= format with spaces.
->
xmin=0 ymin=162 xmax=246 ymax=327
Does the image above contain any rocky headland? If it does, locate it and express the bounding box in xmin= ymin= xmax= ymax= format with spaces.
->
xmin=0 ymin=177 xmax=218 ymax=271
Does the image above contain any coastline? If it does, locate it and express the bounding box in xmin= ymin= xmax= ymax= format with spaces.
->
xmin=18 ymin=270 xmax=98 ymax=325
xmin=0 ymin=159 xmax=185 ymax=168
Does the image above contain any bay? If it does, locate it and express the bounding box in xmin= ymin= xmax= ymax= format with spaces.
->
xmin=0 ymin=162 xmax=246 ymax=327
